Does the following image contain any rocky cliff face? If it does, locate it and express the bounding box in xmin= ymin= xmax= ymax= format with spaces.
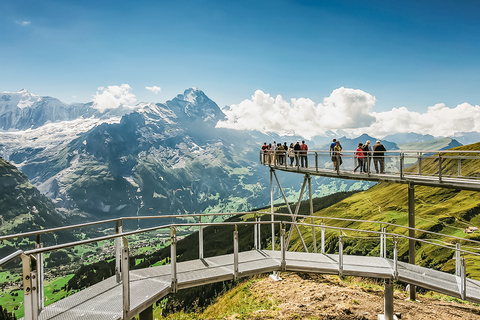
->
xmin=0 ymin=156 xmax=67 ymax=254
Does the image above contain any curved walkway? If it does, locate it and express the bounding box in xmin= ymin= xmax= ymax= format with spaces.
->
xmin=24 ymin=249 xmax=480 ymax=320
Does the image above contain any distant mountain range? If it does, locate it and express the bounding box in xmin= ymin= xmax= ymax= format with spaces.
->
xmin=0 ymin=88 xmax=475 ymax=226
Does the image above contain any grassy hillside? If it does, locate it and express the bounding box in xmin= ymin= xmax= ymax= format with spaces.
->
xmin=288 ymin=142 xmax=480 ymax=278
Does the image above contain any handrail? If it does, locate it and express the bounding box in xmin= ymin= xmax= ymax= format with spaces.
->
xmin=0 ymin=249 xmax=23 ymax=267
xmin=22 ymin=220 xmax=281 ymax=256
xmin=266 ymin=212 xmax=480 ymax=246
xmin=3 ymin=210 xmax=480 ymax=255
xmin=0 ymin=212 xmax=251 ymax=242
xmin=289 ymin=221 xmax=480 ymax=258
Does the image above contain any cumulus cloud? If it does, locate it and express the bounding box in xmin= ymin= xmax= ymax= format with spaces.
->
xmin=216 ymin=87 xmax=376 ymax=138
xmin=146 ymin=86 xmax=162 ymax=94
xmin=92 ymin=84 xmax=136 ymax=112
xmin=216 ymin=87 xmax=480 ymax=138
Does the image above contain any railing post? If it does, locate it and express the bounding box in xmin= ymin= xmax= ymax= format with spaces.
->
xmin=379 ymin=225 xmax=384 ymax=258
xmin=280 ymin=226 xmax=286 ymax=271
xmin=22 ymin=254 xmax=38 ymax=320
xmin=418 ymin=152 xmax=422 ymax=175
xmin=455 ymin=243 xmax=461 ymax=276
xmin=254 ymin=214 xmax=258 ymax=250
xmin=121 ymin=237 xmax=130 ymax=320
xmin=438 ymin=154 xmax=443 ymax=183
xmin=338 ymin=233 xmax=343 ymax=276
xmin=170 ymin=227 xmax=178 ymax=293
xmin=115 ymin=221 xmax=122 ymax=283
xmin=315 ymin=152 xmax=318 ymax=173
xmin=461 ymin=258 xmax=466 ymax=300
xmin=382 ymin=227 xmax=387 ymax=258
xmin=35 ymin=235 xmax=44 ymax=311
xmin=199 ymin=217 xmax=204 ymax=259
xmin=321 ymin=223 xmax=325 ymax=254
xmin=393 ymin=239 xmax=398 ymax=280
xmin=400 ymin=153 xmax=404 ymax=179
xmin=233 ymin=226 xmax=239 ymax=281
xmin=257 ymin=217 xmax=262 ymax=250
xmin=458 ymin=157 xmax=461 ymax=177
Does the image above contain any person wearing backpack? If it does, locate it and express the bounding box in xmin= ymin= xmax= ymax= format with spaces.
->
xmin=373 ymin=140 xmax=387 ymax=173
xmin=300 ymin=140 xmax=308 ymax=168
xmin=362 ymin=140 xmax=372 ymax=172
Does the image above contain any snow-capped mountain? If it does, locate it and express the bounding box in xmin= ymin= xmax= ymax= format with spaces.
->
xmin=0 ymin=88 xmax=371 ymax=223
xmin=0 ymin=89 xmax=133 ymax=131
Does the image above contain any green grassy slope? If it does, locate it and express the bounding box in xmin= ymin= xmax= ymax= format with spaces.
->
xmin=288 ymin=142 xmax=480 ymax=278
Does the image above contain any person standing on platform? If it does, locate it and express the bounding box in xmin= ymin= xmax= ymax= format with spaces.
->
xmin=373 ymin=140 xmax=387 ymax=173
xmin=333 ymin=140 xmax=342 ymax=170
xmin=261 ymin=142 xmax=268 ymax=164
xmin=353 ymin=143 xmax=364 ymax=173
xmin=362 ymin=140 xmax=372 ymax=172
xmin=294 ymin=141 xmax=301 ymax=166
xmin=277 ymin=143 xmax=285 ymax=165
xmin=288 ymin=143 xmax=295 ymax=166
xmin=300 ymin=140 xmax=308 ymax=168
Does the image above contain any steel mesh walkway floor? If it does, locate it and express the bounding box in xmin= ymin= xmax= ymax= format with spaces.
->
xmin=30 ymin=250 xmax=480 ymax=319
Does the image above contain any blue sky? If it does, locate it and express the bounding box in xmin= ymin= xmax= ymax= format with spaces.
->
xmin=1 ymin=0 xmax=479 ymax=115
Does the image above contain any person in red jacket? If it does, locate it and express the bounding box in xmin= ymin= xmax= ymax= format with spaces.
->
xmin=353 ymin=143 xmax=364 ymax=173
xmin=300 ymin=140 xmax=308 ymax=168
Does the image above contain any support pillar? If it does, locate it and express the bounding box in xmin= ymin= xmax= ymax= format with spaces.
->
xmin=270 ymin=169 xmax=275 ymax=250
xmin=139 ymin=305 xmax=153 ymax=320
xmin=308 ymin=175 xmax=317 ymax=253
xmin=378 ymin=279 xmax=397 ymax=320
xmin=408 ymin=183 xmax=416 ymax=301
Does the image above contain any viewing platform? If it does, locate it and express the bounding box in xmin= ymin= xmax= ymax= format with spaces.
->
xmin=260 ymin=149 xmax=480 ymax=191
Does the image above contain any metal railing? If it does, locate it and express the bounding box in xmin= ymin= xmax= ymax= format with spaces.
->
xmin=260 ymin=149 xmax=480 ymax=185
xmin=2 ymin=212 xmax=480 ymax=319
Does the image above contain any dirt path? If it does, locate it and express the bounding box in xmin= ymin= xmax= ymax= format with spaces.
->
xmin=249 ymin=272 xmax=480 ymax=320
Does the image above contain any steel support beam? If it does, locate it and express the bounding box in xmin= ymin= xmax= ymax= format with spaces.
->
xmin=272 ymin=170 xmax=308 ymax=251
xmin=408 ymin=183 xmax=416 ymax=301
xmin=285 ymin=174 xmax=309 ymax=251
xmin=270 ymin=169 xmax=275 ymax=250
xmin=308 ymin=175 xmax=317 ymax=253
xmin=378 ymin=279 xmax=396 ymax=320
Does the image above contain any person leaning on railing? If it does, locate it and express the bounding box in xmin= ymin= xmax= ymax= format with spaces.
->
xmin=294 ymin=141 xmax=301 ymax=166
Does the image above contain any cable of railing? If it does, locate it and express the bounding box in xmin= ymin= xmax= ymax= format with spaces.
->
xmin=0 ymin=212 xmax=260 ymax=243
xmin=265 ymin=211 xmax=480 ymax=246
xmin=288 ymin=221 xmax=480 ymax=258
xmin=22 ymin=220 xmax=282 ymax=256
xmin=0 ymin=218 xmax=122 ymax=241
xmin=0 ymin=249 xmax=23 ymax=266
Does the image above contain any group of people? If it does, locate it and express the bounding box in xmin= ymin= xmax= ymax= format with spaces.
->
xmin=261 ymin=140 xmax=309 ymax=167
xmin=352 ymin=140 xmax=387 ymax=174
xmin=261 ymin=138 xmax=387 ymax=174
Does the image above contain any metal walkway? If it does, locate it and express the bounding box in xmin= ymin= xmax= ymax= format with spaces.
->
xmin=260 ymin=149 xmax=480 ymax=191
xmin=26 ymin=249 xmax=480 ymax=320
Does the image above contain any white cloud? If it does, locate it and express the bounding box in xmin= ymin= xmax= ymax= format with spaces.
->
xmin=146 ymin=86 xmax=162 ymax=94
xmin=16 ymin=20 xmax=31 ymax=26
xmin=216 ymin=87 xmax=376 ymax=138
xmin=217 ymin=87 xmax=480 ymax=139
xmin=92 ymin=83 xmax=136 ymax=112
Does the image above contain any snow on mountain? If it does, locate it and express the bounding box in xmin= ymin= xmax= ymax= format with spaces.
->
xmin=0 ymin=88 xmax=373 ymax=223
